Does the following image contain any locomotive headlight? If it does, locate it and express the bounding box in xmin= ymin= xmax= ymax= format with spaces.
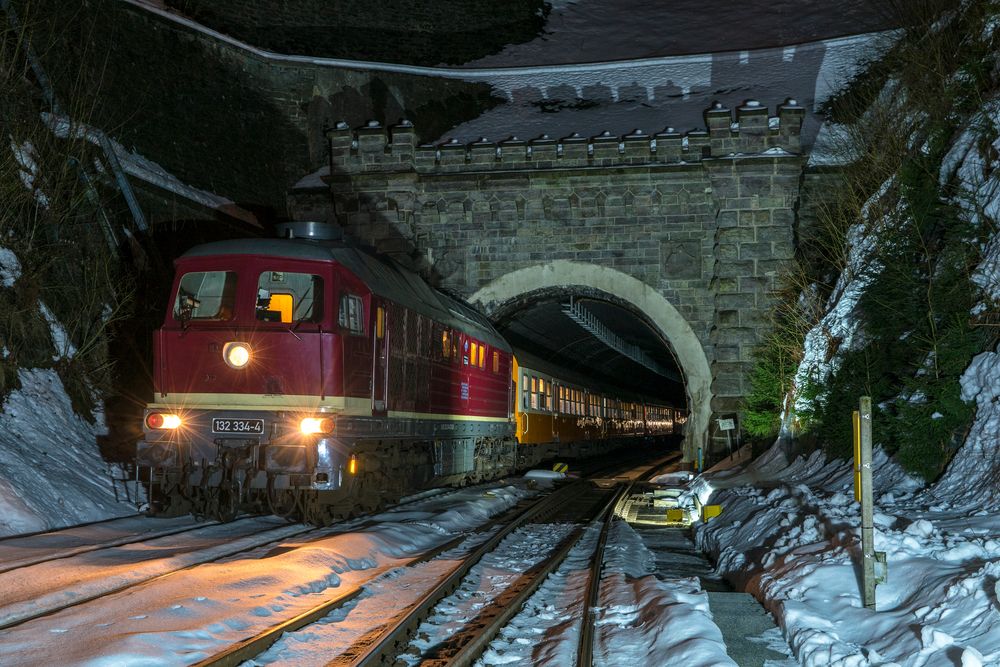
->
xmin=223 ymin=342 xmax=251 ymax=369
xmin=300 ymin=417 xmax=335 ymax=435
xmin=146 ymin=412 xmax=182 ymax=430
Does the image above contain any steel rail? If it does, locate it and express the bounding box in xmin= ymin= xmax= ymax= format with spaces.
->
xmin=0 ymin=479 xmax=482 ymax=633
xmin=0 ymin=513 xmax=144 ymax=544
xmin=196 ymin=483 xmax=583 ymax=667
xmin=430 ymin=484 xmax=629 ymax=667
xmin=0 ymin=517 xmax=233 ymax=575
xmin=0 ymin=482 xmax=458 ymax=574
xmin=0 ymin=486 xmax=458 ymax=633
xmin=407 ymin=456 xmax=671 ymax=666
xmin=0 ymin=521 xmax=318 ymax=632
xmin=193 ymin=529 xmax=473 ymax=667
xmin=324 ymin=481 xmax=593 ymax=666
xmin=576 ymin=482 xmax=633 ymax=667
xmin=193 ymin=454 xmax=674 ymax=666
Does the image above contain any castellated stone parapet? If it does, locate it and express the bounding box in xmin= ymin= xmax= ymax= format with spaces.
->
xmin=325 ymin=100 xmax=804 ymax=175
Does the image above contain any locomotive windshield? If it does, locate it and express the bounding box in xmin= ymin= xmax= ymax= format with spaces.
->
xmin=255 ymin=271 xmax=324 ymax=323
xmin=174 ymin=271 xmax=237 ymax=321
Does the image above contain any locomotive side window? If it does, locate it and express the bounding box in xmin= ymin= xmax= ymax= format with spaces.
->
xmin=442 ymin=330 xmax=451 ymax=359
xmin=174 ymin=271 xmax=237 ymax=321
xmin=256 ymin=272 xmax=323 ymax=323
xmin=478 ymin=345 xmax=485 ymax=369
xmin=339 ymin=294 xmax=364 ymax=334
xmin=492 ymin=350 xmax=499 ymax=373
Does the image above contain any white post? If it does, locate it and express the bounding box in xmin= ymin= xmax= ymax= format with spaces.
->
xmin=859 ymin=396 xmax=877 ymax=610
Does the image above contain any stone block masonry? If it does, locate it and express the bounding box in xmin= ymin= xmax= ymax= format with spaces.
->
xmin=290 ymin=102 xmax=805 ymax=461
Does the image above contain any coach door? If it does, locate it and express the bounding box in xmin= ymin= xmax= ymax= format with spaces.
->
xmin=372 ymin=302 xmax=388 ymax=414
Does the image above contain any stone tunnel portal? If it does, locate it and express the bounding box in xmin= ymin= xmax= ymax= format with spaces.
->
xmin=471 ymin=260 xmax=712 ymax=465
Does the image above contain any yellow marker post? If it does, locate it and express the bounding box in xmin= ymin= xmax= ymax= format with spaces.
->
xmin=666 ymin=508 xmax=686 ymax=523
xmin=853 ymin=410 xmax=861 ymax=502
xmin=702 ymin=505 xmax=723 ymax=522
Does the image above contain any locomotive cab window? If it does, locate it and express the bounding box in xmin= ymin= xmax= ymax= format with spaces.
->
xmin=256 ymin=272 xmax=323 ymax=323
xmin=174 ymin=271 xmax=237 ymax=321
xmin=339 ymin=294 xmax=364 ymax=334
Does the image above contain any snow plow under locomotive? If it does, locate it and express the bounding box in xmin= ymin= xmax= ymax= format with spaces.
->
xmin=137 ymin=222 xmax=682 ymax=524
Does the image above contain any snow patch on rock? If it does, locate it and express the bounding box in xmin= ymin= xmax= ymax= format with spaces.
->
xmin=0 ymin=246 xmax=20 ymax=287
xmin=0 ymin=369 xmax=133 ymax=536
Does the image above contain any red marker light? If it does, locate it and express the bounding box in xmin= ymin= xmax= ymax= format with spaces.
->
xmin=146 ymin=413 xmax=181 ymax=430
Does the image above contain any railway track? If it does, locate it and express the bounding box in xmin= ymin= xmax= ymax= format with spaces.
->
xmin=0 ymin=485 xmax=459 ymax=576
xmin=0 ymin=514 xmax=223 ymax=575
xmin=0 ymin=516 xmax=316 ymax=631
xmin=200 ymin=456 xmax=676 ymax=667
xmin=0 ymin=452 xmax=682 ymax=666
xmin=0 ymin=487 xmax=469 ymax=634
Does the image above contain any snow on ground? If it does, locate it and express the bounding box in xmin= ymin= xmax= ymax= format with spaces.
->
xmin=0 ymin=483 xmax=530 ymax=666
xmin=0 ymin=368 xmax=135 ymax=536
xmin=696 ymin=439 xmax=1000 ymax=666
xmin=595 ymin=520 xmax=735 ymax=667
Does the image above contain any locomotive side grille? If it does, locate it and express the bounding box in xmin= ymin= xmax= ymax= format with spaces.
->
xmin=433 ymin=438 xmax=475 ymax=476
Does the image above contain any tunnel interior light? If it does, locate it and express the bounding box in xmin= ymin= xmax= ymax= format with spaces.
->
xmin=146 ymin=412 xmax=182 ymax=430
xmin=223 ymin=342 xmax=251 ymax=369
xmin=300 ymin=417 xmax=335 ymax=435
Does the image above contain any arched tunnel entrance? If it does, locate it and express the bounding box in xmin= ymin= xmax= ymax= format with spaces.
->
xmin=471 ymin=261 xmax=712 ymax=465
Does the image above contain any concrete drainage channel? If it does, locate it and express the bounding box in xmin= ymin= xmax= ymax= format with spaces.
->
xmin=628 ymin=520 xmax=794 ymax=666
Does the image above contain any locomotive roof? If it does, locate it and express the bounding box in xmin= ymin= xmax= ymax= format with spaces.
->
xmin=181 ymin=238 xmax=510 ymax=350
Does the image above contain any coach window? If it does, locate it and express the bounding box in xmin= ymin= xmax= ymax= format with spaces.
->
xmin=257 ymin=272 xmax=323 ymax=323
xmin=492 ymin=350 xmax=500 ymax=373
xmin=478 ymin=344 xmax=486 ymax=369
xmin=469 ymin=341 xmax=477 ymax=367
xmin=338 ymin=294 xmax=364 ymax=334
xmin=530 ymin=377 xmax=539 ymax=409
xmin=175 ymin=271 xmax=237 ymax=321
xmin=522 ymin=373 xmax=530 ymax=409
xmin=442 ymin=330 xmax=451 ymax=359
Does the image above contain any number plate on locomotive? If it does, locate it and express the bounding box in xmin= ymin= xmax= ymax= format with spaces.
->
xmin=212 ymin=418 xmax=264 ymax=434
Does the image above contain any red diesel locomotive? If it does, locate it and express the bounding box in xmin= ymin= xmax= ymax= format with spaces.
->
xmin=137 ymin=222 xmax=679 ymax=523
